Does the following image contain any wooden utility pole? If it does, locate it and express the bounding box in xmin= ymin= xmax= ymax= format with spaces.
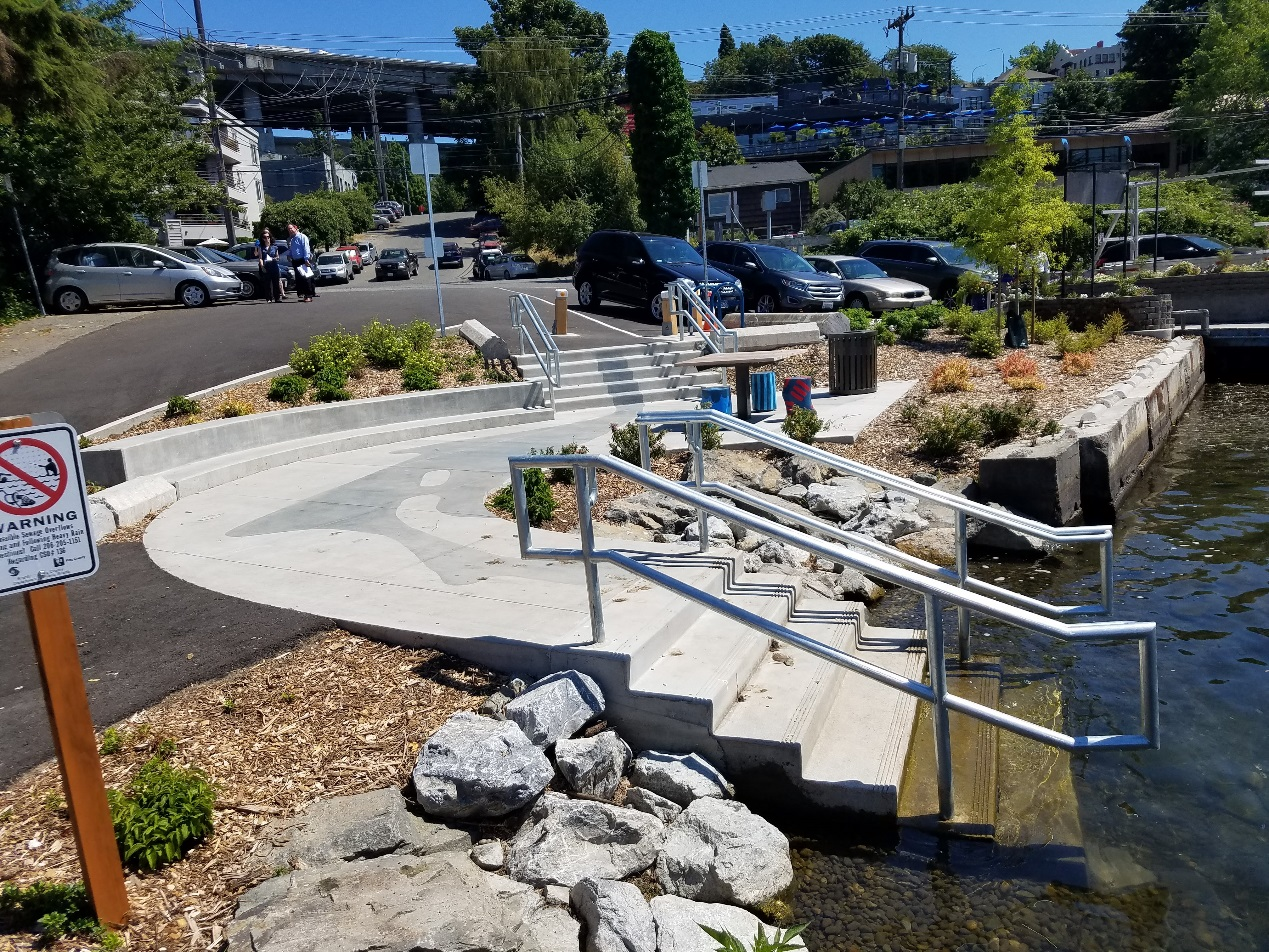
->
xmin=887 ymin=6 xmax=916 ymax=191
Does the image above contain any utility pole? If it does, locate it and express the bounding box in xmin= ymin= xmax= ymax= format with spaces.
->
xmin=321 ymin=91 xmax=337 ymax=191
xmin=3 ymin=175 xmax=46 ymax=317
xmin=366 ymin=80 xmax=388 ymax=201
xmin=191 ymin=0 xmax=236 ymax=244
xmin=516 ymin=119 xmax=525 ymax=181
xmin=886 ymin=6 xmax=916 ymax=191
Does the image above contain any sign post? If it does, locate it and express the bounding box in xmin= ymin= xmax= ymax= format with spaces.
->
xmin=409 ymin=141 xmax=447 ymax=337
xmin=0 ymin=415 xmax=128 ymax=928
xmin=691 ymin=161 xmax=710 ymax=297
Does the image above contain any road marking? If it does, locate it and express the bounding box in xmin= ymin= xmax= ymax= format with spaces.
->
xmin=496 ymin=286 xmax=646 ymax=340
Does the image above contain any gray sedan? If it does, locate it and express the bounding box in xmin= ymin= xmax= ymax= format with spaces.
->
xmin=806 ymin=254 xmax=933 ymax=313
xmin=483 ymin=253 xmax=538 ymax=280
xmin=44 ymin=242 xmax=243 ymax=314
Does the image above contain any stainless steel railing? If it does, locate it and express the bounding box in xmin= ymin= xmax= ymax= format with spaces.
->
xmin=667 ymin=280 xmax=739 ymax=355
xmin=635 ymin=409 xmax=1116 ymax=656
xmin=507 ymin=452 xmax=1159 ymax=822
xmin=508 ymin=292 xmax=561 ymax=408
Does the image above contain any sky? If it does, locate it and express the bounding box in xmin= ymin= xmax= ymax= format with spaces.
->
xmin=133 ymin=1 xmax=1143 ymax=83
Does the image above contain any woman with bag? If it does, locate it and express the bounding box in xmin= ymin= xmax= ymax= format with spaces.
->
xmin=257 ymin=228 xmax=284 ymax=302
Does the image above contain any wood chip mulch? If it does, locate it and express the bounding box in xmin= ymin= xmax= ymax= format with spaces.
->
xmin=0 ymin=630 xmax=500 ymax=952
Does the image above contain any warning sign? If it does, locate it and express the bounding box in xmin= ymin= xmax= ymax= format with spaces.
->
xmin=0 ymin=423 xmax=98 ymax=596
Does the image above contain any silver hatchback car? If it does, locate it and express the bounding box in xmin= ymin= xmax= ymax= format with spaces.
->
xmin=44 ymin=242 xmax=244 ymax=313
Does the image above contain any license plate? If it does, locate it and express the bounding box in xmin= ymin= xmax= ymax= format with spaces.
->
xmin=821 ymin=302 xmax=835 ymax=310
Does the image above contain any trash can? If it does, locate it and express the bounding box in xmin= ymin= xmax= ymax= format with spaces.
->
xmin=751 ymin=371 xmax=777 ymax=413
xmin=822 ymin=314 xmax=877 ymax=396
xmin=700 ymin=385 xmax=732 ymax=416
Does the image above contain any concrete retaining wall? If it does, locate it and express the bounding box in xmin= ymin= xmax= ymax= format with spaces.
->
xmin=977 ymin=337 xmax=1205 ymax=524
xmin=1139 ymin=271 xmax=1269 ymax=324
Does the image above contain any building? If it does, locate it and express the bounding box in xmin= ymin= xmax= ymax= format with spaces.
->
xmin=165 ymin=99 xmax=264 ymax=247
xmin=258 ymin=138 xmax=359 ymax=201
xmin=1051 ymin=41 xmax=1123 ymax=79
xmin=702 ymin=162 xmax=815 ymax=236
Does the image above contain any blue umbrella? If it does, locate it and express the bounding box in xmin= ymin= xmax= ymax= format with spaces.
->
xmin=1018 ymin=109 xmax=1033 ymax=115
xmin=789 ymin=122 xmax=807 ymax=131
xmin=963 ymin=109 xmax=980 ymax=116
xmin=880 ymin=115 xmax=897 ymax=123
xmin=769 ymin=124 xmax=786 ymax=132
xmin=833 ymin=119 xmax=851 ymax=127
xmin=814 ymin=121 xmax=831 ymax=130
xmin=983 ymin=107 xmax=997 ymax=116
xmin=915 ymin=83 xmax=930 ymax=90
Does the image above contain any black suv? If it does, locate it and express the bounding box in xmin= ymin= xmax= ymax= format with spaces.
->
xmin=574 ymin=231 xmax=742 ymax=320
xmin=858 ymin=239 xmax=994 ymax=301
xmin=706 ymin=241 xmax=844 ymax=313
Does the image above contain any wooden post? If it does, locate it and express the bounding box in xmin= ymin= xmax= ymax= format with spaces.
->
xmin=554 ymin=289 xmax=568 ymax=335
xmin=0 ymin=415 xmax=129 ymax=927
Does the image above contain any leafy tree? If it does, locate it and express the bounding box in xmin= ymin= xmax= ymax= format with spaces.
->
xmin=1010 ymin=40 xmax=1063 ymax=74
xmin=1041 ymin=70 xmax=1119 ymax=125
xmin=0 ymin=0 xmax=114 ymax=127
xmin=627 ymin=31 xmax=696 ymax=236
xmin=702 ymin=33 xmax=877 ymax=94
xmin=879 ymin=42 xmax=961 ymax=91
xmin=1156 ymin=180 xmax=1268 ymax=246
xmin=696 ymin=123 xmax=744 ymax=166
xmin=718 ymin=24 xmax=735 ymax=59
xmin=258 ymin=191 xmax=361 ymax=249
xmin=1116 ymin=0 xmax=1211 ymax=114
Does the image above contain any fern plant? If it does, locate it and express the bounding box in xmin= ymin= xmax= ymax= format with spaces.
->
xmin=108 ymin=756 xmax=216 ymax=871
xmin=699 ymin=922 xmax=808 ymax=951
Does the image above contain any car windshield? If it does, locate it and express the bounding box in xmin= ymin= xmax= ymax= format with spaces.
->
xmin=754 ymin=246 xmax=815 ymax=273
xmin=642 ymin=236 xmax=701 ymax=265
xmin=931 ymin=244 xmax=981 ymax=268
xmin=836 ymin=258 xmax=888 ymax=279
xmin=380 ymin=249 xmax=407 ymax=259
xmin=510 ymin=254 xmax=533 ymax=263
xmin=317 ymin=254 xmax=344 ymax=264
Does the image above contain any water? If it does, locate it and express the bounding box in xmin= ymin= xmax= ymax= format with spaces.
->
xmin=785 ymin=383 xmax=1269 ymax=951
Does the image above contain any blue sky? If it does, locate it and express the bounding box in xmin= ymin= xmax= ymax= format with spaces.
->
xmin=139 ymin=1 xmax=1141 ymax=81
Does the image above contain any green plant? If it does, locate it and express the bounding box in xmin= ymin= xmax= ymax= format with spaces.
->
xmin=487 ymin=470 xmax=556 ymax=526
xmin=267 ymin=373 xmax=309 ymax=404
xmin=1101 ymin=310 xmax=1126 ymax=342
xmin=78 ymin=435 xmax=93 ymax=449
xmin=43 ymin=792 xmax=65 ymax=813
xmin=888 ymin=308 xmax=930 ymax=342
xmin=1032 ymin=314 xmax=1069 ymax=344
xmin=875 ymin=323 xmax=898 ymax=346
xmin=361 ymin=320 xmax=411 ymax=369
xmin=0 ymin=879 xmax=118 ymax=943
xmin=402 ymin=349 xmax=445 ymax=391
xmin=697 ymin=402 xmax=723 ymax=450
xmin=165 ymin=394 xmax=200 ymax=418
xmin=627 ymin=30 xmax=698 ymax=236
xmin=1006 ymin=375 xmax=1045 ymax=391
xmin=156 ymin=737 xmax=177 ymax=759
xmin=311 ymin=366 xmax=351 ymax=402
xmin=401 ymin=320 xmax=436 ymax=352
xmin=99 ymin=727 xmax=123 ymax=756
xmin=978 ymin=399 xmax=1038 ymax=446
xmin=1061 ymin=351 xmax=1096 ymax=375
xmin=486 ymin=485 xmax=515 ymax=517
xmin=219 ymin=401 xmax=253 ymax=418
xmin=928 ymin=357 xmax=973 ymax=393
xmin=699 ymin=922 xmax=809 ymax=952
xmin=839 ymin=307 xmax=873 ymax=330
xmin=914 ymin=404 xmax=983 ymax=459
xmin=966 ymin=327 xmax=1003 ymax=358
xmin=279 ymin=691 xmax=296 ymax=704
xmin=1164 ymin=261 xmax=1202 ymax=277
xmin=610 ymin=422 xmax=664 ymax=465
xmin=289 ymin=327 xmax=366 ymax=379
xmin=457 ymin=370 xmax=476 ymax=383
xmin=108 ymin=756 xmax=216 ymax=871
xmin=781 ymin=407 xmax=823 ymax=444
xmin=1040 ymin=418 xmax=1062 ymax=437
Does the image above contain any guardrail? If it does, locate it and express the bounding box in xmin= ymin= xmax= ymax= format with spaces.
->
xmin=507 ymin=451 xmax=1159 ymax=821
xmin=635 ymin=409 xmax=1116 ymax=656
xmin=666 ymin=280 xmax=739 ymax=355
xmin=509 ymin=292 xmax=561 ymax=408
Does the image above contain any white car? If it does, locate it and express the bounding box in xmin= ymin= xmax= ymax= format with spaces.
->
xmin=315 ymin=252 xmax=351 ymax=284
xmin=483 ymin=253 xmax=539 ymax=280
xmin=805 ymin=254 xmax=933 ymax=312
xmin=373 ymin=203 xmax=400 ymax=221
xmin=357 ymin=241 xmax=377 ymax=263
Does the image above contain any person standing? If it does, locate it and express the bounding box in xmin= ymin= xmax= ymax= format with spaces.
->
xmin=287 ymin=221 xmax=314 ymax=303
xmin=257 ymin=228 xmax=284 ymax=302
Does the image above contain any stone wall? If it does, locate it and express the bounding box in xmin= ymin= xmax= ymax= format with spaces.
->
xmin=1137 ymin=271 xmax=1269 ymax=325
xmin=1033 ymin=295 xmax=1173 ymax=333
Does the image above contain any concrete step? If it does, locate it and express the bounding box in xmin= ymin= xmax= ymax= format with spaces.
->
xmin=523 ymin=351 xmax=696 ymax=380
xmin=526 ymin=366 xmax=723 ymax=388
xmin=551 ymin=388 xmax=707 ymax=413
xmin=554 ymin=375 xmax=718 ymax=401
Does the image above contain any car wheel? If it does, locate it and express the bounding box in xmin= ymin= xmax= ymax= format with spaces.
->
xmin=404 ymin=269 xmax=411 ymax=280
xmin=239 ymin=275 xmax=260 ymax=299
xmin=177 ymin=281 xmax=208 ymax=308
xmin=753 ymin=291 xmax=778 ymax=313
xmin=937 ymin=281 xmax=958 ymax=303
xmin=649 ymin=291 xmax=667 ymax=321
xmin=54 ymin=287 xmax=88 ymax=315
xmin=843 ymin=293 xmax=869 ymax=310
xmin=484 ymin=268 xmax=494 ymax=281
xmin=576 ymin=278 xmax=600 ymax=311
xmin=342 ymin=276 xmax=350 ymax=284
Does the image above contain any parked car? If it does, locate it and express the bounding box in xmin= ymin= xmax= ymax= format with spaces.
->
xmin=472 ymin=249 xmax=505 ymax=281
xmin=43 ymin=242 xmax=243 ymax=313
xmin=483 ymin=253 xmax=538 ymax=281
xmin=373 ymin=215 xmax=391 ymax=230
xmin=477 ymin=232 xmax=503 ymax=252
xmin=1096 ymin=233 xmax=1269 ymax=271
xmin=375 ymin=247 xmax=418 ymax=280
xmin=573 ymin=231 xmax=743 ymax=319
xmin=173 ymin=245 xmax=294 ymax=299
xmin=706 ymin=241 xmax=843 ymax=313
xmin=337 ymin=245 xmax=364 ymax=273
xmin=385 ymin=201 xmax=405 ymax=217
xmin=469 ymin=216 xmax=504 ymax=236
xmin=373 ymin=202 xmax=400 ymax=221
xmin=440 ymin=241 xmax=464 ymax=268
xmin=357 ymin=241 xmax=377 ymax=263
xmin=805 ymin=254 xmax=932 ymax=312
xmin=338 ymin=249 xmax=359 ymax=279
xmin=858 ymin=239 xmax=994 ymax=301
xmin=228 ymin=240 xmax=291 ymax=264
xmin=315 ymin=251 xmax=352 ymax=284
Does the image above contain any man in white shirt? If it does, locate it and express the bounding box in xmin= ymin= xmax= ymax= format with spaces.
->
xmin=287 ymin=222 xmax=315 ymax=302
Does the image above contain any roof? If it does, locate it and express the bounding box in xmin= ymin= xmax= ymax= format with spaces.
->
xmin=988 ymin=69 xmax=1057 ymax=85
xmin=703 ymin=161 xmax=814 ymax=191
xmin=1107 ymin=107 xmax=1178 ymax=133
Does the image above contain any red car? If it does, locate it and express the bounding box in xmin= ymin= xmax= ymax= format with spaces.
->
xmin=337 ymin=245 xmax=364 ymax=273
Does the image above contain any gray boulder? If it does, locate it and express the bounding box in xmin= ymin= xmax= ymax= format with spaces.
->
xmin=895 ymin=526 xmax=959 ymax=566
xmin=486 ymin=873 xmax=583 ymax=952
xmin=505 ymin=793 xmax=665 ymax=888
xmin=803 ymin=482 xmax=869 ymax=522
xmin=757 ymin=540 xmax=804 ymax=567
xmin=505 ymin=670 xmax=606 ymax=749
xmin=571 ymin=877 xmax=657 ymax=952
xmin=656 ymin=798 xmax=793 ymax=906
xmin=968 ymin=503 xmax=1056 ymax=556
xmin=263 ymin=787 xmax=470 ymax=869
xmin=802 ymin=569 xmax=885 ymax=603
xmin=681 ymin=516 xmax=735 ymax=546
xmin=844 ymin=500 xmax=929 ymax=543
xmin=651 ymin=895 xmax=804 ymax=952
xmin=470 ymin=839 xmax=505 ymax=871
xmin=624 ymin=786 xmax=683 ymax=824
xmin=555 ymin=730 xmax=631 ymax=800
xmin=603 ymin=492 xmax=694 ymax=532
xmin=629 ymin=752 xmax=733 ymax=807
xmin=777 ymin=484 xmax=807 ymax=502
xmin=411 ymin=711 xmax=553 ymax=819
xmin=703 ymin=450 xmax=790 ymax=495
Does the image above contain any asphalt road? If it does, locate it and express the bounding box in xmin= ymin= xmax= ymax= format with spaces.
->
xmin=0 ymin=213 xmax=662 ymax=432
xmin=0 ymin=541 xmax=326 ymax=784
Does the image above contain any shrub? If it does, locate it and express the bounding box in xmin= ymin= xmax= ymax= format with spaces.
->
xmin=941 ymin=304 xmax=978 ymax=334
xmin=875 ymin=323 xmax=898 ymax=346
xmin=928 ymin=357 xmax=973 ymax=393
xmin=0 ymin=880 xmax=116 ymax=943
xmin=1006 ymin=375 xmax=1045 ymax=391
xmin=700 ymin=923 xmax=809 ymax=952
xmin=1056 ymin=328 xmax=1101 ymax=355
xmin=457 ymin=370 xmax=476 ymax=383
xmin=1101 ymin=310 xmax=1126 ymax=342
xmin=311 ymin=366 xmax=351 ymax=402
xmin=219 ymin=401 xmax=254 ymax=418
xmin=487 ymin=470 xmax=556 ymax=526
xmin=1164 ymin=261 xmax=1202 ymax=277
xmin=1061 ymin=352 xmax=1096 ymax=375
xmin=781 ymin=407 xmax=823 ymax=444
xmin=914 ymin=405 xmax=982 ymax=458
xmin=268 ymin=373 xmax=309 ymax=404
xmin=532 ymin=443 xmax=589 ymax=484
xmin=889 ymin=309 xmax=929 ymax=342
xmin=1040 ymin=418 xmax=1062 ymax=436
xmin=978 ymin=399 xmax=1038 ymax=446
xmin=966 ymin=327 xmax=1002 ymax=358
xmin=912 ymin=302 xmax=948 ymax=328
xmin=698 ymin=402 xmax=723 ymax=450
xmin=1032 ymin=314 xmax=1069 ymax=344
xmin=402 ymin=320 xmax=436 ymax=352
xmin=996 ymin=352 xmax=1038 ymax=379
xmin=99 ymin=727 xmax=123 ymax=756
xmin=486 ymin=484 xmax=515 ymax=516
xmin=78 ymin=434 xmax=93 ymax=449
xmin=289 ymin=327 xmax=365 ymax=379
xmin=165 ymin=394 xmax=199 ymax=418
xmin=361 ymin=320 xmax=411 ymax=369
xmin=609 ymin=422 xmax=663 ymax=465
xmin=108 ymin=756 xmax=216 ymax=871
xmin=401 ymin=350 xmax=445 ymax=391
xmin=840 ymin=307 xmax=873 ymax=330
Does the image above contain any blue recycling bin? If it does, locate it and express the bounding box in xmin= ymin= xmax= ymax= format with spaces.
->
xmin=751 ymin=371 xmax=777 ymax=413
xmin=700 ymin=385 xmax=732 ymax=416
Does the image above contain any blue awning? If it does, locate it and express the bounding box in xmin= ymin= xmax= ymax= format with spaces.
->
xmin=833 ymin=119 xmax=851 ymax=127
xmin=769 ymin=124 xmax=786 ymax=132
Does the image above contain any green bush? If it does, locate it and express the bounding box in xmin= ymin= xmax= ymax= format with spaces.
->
xmin=487 ymin=469 xmax=556 ymax=526
xmin=840 ymin=307 xmax=874 ymax=330
xmin=311 ymin=366 xmax=351 ymax=402
xmin=0 ymin=284 xmax=39 ymax=327
xmin=487 ymin=484 xmax=515 ymax=516
xmin=978 ymin=399 xmax=1038 ymax=446
xmin=781 ymin=407 xmax=823 ymax=444
xmin=99 ymin=727 xmax=123 ymax=756
xmin=875 ymin=323 xmax=898 ymax=345
xmin=1164 ymin=261 xmax=1202 ymax=277
xmin=887 ymin=309 xmax=929 ymax=342
xmin=941 ymin=304 xmax=978 ymax=334
xmin=532 ymin=443 xmax=589 ymax=485
xmin=700 ymin=923 xmax=809 ymax=952
xmin=289 ymin=327 xmax=365 ymax=379
xmin=1101 ymin=310 xmax=1126 ymax=342
xmin=361 ymin=320 xmax=411 ymax=369
xmin=108 ymin=756 xmax=216 ymax=871
xmin=965 ymin=327 xmax=1003 ymax=358
xmin=402 ymin=320 xmax=436 ymax=352
xmin=268 ymin=373 xmax=309 ymax=404
xmin=609 ymin=422 xmax=664 ymax=465
xmin=402 ymin=350 xmax=445 ymax=391
xmin=914 ymin=404 xmax=983 ymax=458
xmin=165 ymin=394 xmax=199 ymax=418
xmin=1040 ymin=418 xmax=1062 ymax=437
xmin=0 ymin=880 xmax=119 ymax=944
xmin=912 ymin=302 xmax=948 ymax=327
xmin=1032 ymin=314 xmax=1069 ymax=344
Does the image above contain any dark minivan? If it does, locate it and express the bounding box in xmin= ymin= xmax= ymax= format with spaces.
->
xmin=574 ymin=231 xmax=742 ymax=320
xmin=706 ymin=241 xmax=844 ymax=313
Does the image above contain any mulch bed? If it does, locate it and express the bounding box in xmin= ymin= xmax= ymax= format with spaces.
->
xmin=0 ymin=631 xmax=500 ymax=951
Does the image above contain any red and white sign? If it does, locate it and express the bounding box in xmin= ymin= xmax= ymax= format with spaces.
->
xmin=0 ymin=424 xmax=98 ymax=596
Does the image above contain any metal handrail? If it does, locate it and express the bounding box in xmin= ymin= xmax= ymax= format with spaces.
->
xmin=508 ymin=293 xmax=561 ymax=408
xmin=635 ymin=409 xmax=1116 ymax=642
xmin=668 ymin=280 xmax=739 ymax=355
xmin=507 ymin=452 xmax=1159 ymax=822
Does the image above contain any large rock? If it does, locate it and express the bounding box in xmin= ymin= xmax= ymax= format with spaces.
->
xmin=703 ymin=450 xmax=790 ymax=495
xmin=802 ymin=569 xmax=884 ymax=603
xmin=603 ymin=492 xmax=694 ymax=532
xmin=967 ymin=503 xmax=1057 ymax=556
xmin=803 ymin=482 xmax=869 ymax=522
xmin=505 ymin=670 xmax=606 ymax=749
xmin=625 ymin=787 xmax=683 ymax=824
xmin=895 ymin=526 xmax=959 ymax=566
xmin=571 ymin=877 xmax=657 ymax=952
xmin=651 ymin=895 xmax=804 ymax=952
xmin=505 ymin=793 xmax=665 ymax=888
xmin=629 ymin=752 xmax=733 ymax=807
xmin=843 ymin=499 xmax=929 ymax=543
xmin=264 ymin=787 xmax=470 ymax=869
xmin=486 ymin=872 xmax=583 ymax=952
xmin=681 ymin=516 xmax=735 ymax=546
xmin=555 ymin=730 xmax=631 ymax=800
xmin=411 ymin=711 xmax=553 ymax=819
xmin=656 ymin=798 xmax=793 ymax=906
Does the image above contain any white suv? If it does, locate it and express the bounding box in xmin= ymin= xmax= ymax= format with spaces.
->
xmin=373 ymin=202 xmax=400 ymax=221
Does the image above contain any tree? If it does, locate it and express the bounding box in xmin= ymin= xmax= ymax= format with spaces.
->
xmin=696 ymin=123 xmax=744 ymax=166
xmin=718 ymin=24 xmax=735 ymax=59
xmin=1010 ymin=40 xmax=1063 ymax=74
xmin=1117 ymin=0 xmax=1211 ymax=114
xmin=0 ymin=0 xmax=113 ymax=127
xmin=702 ymin=33 xmax=877 ymax=94
xmin=1041 ymin=70 xmax=1119 ymax=125
xmin=879 ymin=42 xmax=961 ymax=91
xmin=627 ymin=31 xmax=696 ymax=236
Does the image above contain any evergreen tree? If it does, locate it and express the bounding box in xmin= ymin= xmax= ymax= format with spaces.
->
xmin=1010 ymin=40 xmax=1063 ymax=74
xmin=1117 ymin=0 xmax=1211 ymax=114
xmin=718 ymin=24 xmax=735 ymax=59
xmin=626 ymin=31 xmax=696 ymax=236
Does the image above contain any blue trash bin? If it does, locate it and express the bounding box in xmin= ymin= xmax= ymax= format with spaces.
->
xmin=700 ymin=385 xmax=732 ymax=416
xmin=751 ymin=371 xmax=777 ymax=413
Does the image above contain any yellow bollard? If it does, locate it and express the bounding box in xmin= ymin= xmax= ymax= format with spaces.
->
xmin=661 ymin=290 xmax=677 ymax=336
xmin=554 ymin=289 xmax=568 ymax=335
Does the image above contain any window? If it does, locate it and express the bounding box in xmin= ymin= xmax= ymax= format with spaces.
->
xmin=1108 ymin=69 xmax=1115 ymax=76
xmin=640 ymin=235 xmax=701 ymax=264
xmin=837 ymin=258 xmax=887 ymax=279
xmin=79 ymin=247 xmax=120 ymax=267
xmin=753 ymin=245 xmax=814 ymax=273
xmin=256 ymin=180 xmax=262 ymax=201
xmin=708 ymin=244 xmax=735 ymax=265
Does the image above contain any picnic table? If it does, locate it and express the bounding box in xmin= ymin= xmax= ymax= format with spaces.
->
xmin=676 ymin=349 xmax=801 ymax=420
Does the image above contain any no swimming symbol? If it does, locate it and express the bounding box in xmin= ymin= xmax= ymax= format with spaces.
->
xmin=0 ymin=438 xmax=67 ymax=516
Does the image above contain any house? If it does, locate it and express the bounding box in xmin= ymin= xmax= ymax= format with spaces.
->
xmin=1051 ymin=41 xmax=1123 ymax=80
xmin=702 ymin=161 xmax=815 ymax=237
xmin=166 ymin=99 xmax=264 ymax=246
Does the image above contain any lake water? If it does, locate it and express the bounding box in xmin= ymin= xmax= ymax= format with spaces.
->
xmin=785 ymin=382 xmax=1269 ymax=951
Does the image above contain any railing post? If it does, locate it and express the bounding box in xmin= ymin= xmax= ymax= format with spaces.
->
xmin=638 ymin=423 xmax=651 ymax=471
xmin=1100 ymin=536 xmax=1114 ymax=615
xmin=510 ymin=465 xmax=532 ymax=556
xmin=924 ymin=593 xmax=954 ymax=822
xmin=688 ymin=422 xmax=708 ymax=553
xmin=955 ymin=510 xmax=971 ymax=663
xmin=575 ymin=465 xmax=605 ymax=644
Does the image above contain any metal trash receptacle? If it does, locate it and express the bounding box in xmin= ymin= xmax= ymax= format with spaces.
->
xmin=823 ymin=314 xmax=877 ymax=396
xmin=751 ymin=371 xmax=777 ymax=413
xmin=700 ymin=385 xmax=732 ymax=415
